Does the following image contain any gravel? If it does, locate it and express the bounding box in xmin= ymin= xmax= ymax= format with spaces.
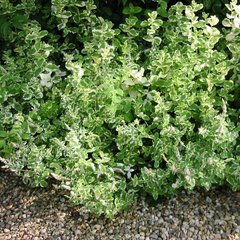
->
xmin=0 ymin=169 xmax=239 ymax=240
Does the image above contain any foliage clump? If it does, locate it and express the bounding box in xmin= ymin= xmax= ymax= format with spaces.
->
xmin=0 ymin=0 xmax=240 ymax=217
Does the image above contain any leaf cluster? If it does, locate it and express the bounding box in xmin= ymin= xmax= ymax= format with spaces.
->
xmin=0 ymin=0 xmax=240 ymax=218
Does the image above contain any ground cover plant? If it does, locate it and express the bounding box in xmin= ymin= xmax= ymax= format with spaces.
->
xmin=0 ymin=0 xmax=240 ymax=218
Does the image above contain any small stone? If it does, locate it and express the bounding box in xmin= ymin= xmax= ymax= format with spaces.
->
xmin=206 ymin=197 xmax=212 ymax=203
xmin=189 ymin=227 xmax=195 ymax=232
xmin=75 ymin=229 xmax=81 ymax=235
xmin=95 ymin=224 xmax=102 ymax=230
xmin=150 ymin=233 xmax=159 ymax=239
xmin=40 ymin=229 xmax=47 ymax=234
xmin=135 ymin=233 xmax=140 ymax=239
xmin=168 ymin=218 xmax=174 ymax=224
xmin=125 ymin=234 xmax=131 ymax=239
xmin=214 ymin=233 xmax=222 ymax=239
xmin=187 ymin=231 xmax=193 ymax=238
xmin=158 ymin=218 xmax=164 ymax=224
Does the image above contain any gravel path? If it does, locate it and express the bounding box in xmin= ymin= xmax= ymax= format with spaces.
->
xmin=0 ymin=170 xmax=239 ymax=240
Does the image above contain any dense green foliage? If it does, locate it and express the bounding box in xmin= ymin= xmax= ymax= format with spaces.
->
xmin=0 ymin=0 xmax=240 ymax=217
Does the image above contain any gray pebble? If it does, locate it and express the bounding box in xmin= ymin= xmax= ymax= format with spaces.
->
xmin=150 ymin=232 xmax=159 ymax=239
xmin=1 ymin=170 xmax=239 ymax=240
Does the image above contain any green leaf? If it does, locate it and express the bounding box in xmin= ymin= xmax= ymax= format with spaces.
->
xmin=143 ymin=35 xmax=153 ymax=42
xmin=140 ymin=20 xmax=149 ymax=27
xmin=157 ymin=1 xmax=168 ymax=18
xmin=0 ymin=88 xmax=6 ymax=103
xmin=0 ymin=140 xmax=6 ymax=148
xmin=39 ymin=101 xmax=59 ymax=119
xmin=0 ymin=131 xmax=8 ymax=138
xmin=203 ymin=0 xmax=214 ymax=10
xmin=39 ymin=30 xmax=48 ymax=38
xmin=12 ymin=14 xmax=28 ymax=29
xmin=39 ymin=179 xmax=48 ymax=187
xmin=153 ymin=37 xmax=162 ymax=46
xmin=0 ymin=21 xmax=10 ymax=39
xmin=123 ymin=3 xmax=142 ymax=15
